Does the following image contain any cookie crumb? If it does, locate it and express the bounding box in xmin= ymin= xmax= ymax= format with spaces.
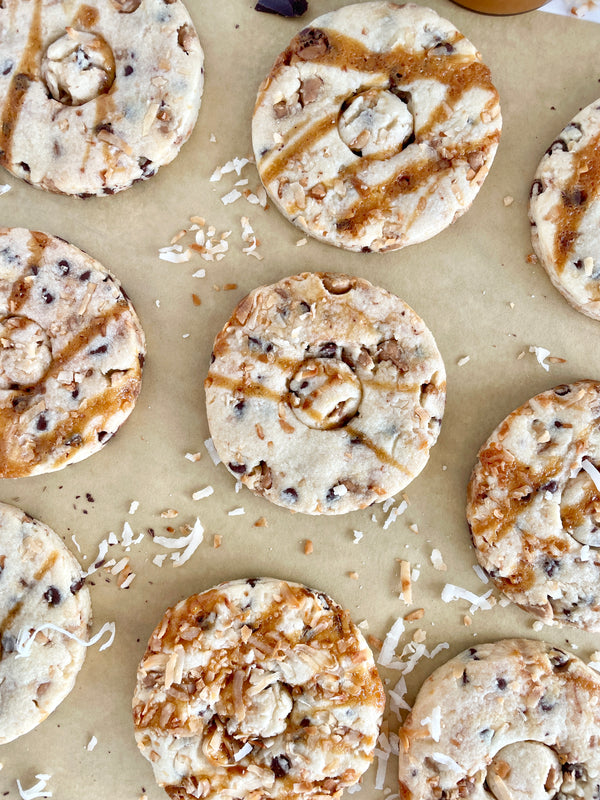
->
xmin=430 ymin=549 xmax=447 ymax=571
xmin=457 ymin=355 xmax=470 ymax=367
xmin=348 ymin=571 xmax=359 ymax=580
xmin=526 ymin=252 xmax=538 ymax=264
xmin=412 ymin=628 xmax=426 ymax=643
xmin=463 ymin=614 xmax=472 ymax=626
xmin=160 ymin=509 xmax=178 ymax=519
xmin=213 ymin=534 xmax=222 ymax=549
xmin=353 ymin=530 xmax=364 ymax=543
xmin=404 ymin=608 xmax=424 ymax=622
xmin=503 ymin=195 xmax=514 ymax=206
xmin=368 ymin=634 xmax=383 ymax=650
xmin=304 ymin=539 xmax=313 ymax=555
xmin=399 ymin=559 xmax=412 ymax=604
xmin=192 ymin=486 xmax=214 ymax=500
xmin=185 ymin=452 xmax=202 ymax=462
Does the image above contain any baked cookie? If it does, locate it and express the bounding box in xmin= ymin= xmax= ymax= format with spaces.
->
xmin=467 ymin=380 xmax=600 ymax=631
xmin=205 ymin=272 xmax=446 ymax=515
xmin=252 ymin=1 xmax=501 ymax=252
xmin=398 ymin=638 xmax=600 ymax=800
xmin=0 ymin=227 xmax=145 ymax=478
xmin=0 ymin=502 xmax=91 ymax=744
xmin=0 ymin=0 xmax=203 ymax=196
xmin=132 ymin=577 xmax=385 ymax=800
xmin=530 ymin=99 xmax=600 ymax=319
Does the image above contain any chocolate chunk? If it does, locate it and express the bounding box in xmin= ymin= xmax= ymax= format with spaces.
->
xmin=539 ymin=695 xmax=555 ymax=712
xmin=530 ymin=179 xmax=543 ymax=199
xmin=294 ymin=27 xmax=329 ymax=61
xmin=79 ymin=269 xmax=91 ymax=281
xmin=70 ymin=577 xmax=85 ymax=594
xmin=36 ymin=414 xmax=48 ymax=432
xmin=554 ymin=385 xmax=571 ymax=397
xmin=228 ymin=462 xmax=247 ymax=475
xmin=43 ymin=586 xmax=61 ymax=605
xmin=461 ymin=669 xmax=469 ymax=685
xmin=65 ymin=433 xmax=83 ymax=447
xmin=496 ymin=677 xmax=507 ymax=690
xmin=1 ymin=60 xmax=13 ymax=76
xmin=271 ymin=754 xmax=292 ymax=777
xmin=41 ymin=288 xmax=54 ymax=304
xmin=89 ymin=344 xmax=108 ymax=355
xmin=255 ymin=0 xmax=307 ymax=16
xmin=545 ymin=138 xmax=568 ymax=156
xmin=549 ymin=649 xmax=571 ymax=670
xmin=124 ymin=64 xmax=134 ymax=76
xmin=542 ymin=557 xmax=559 ymax=577
xmin=57 ymin=259 xmax=70 ymax=275
xmin=318 ymin=341 xmax=337 ymax=358
xmin=282 ymin=487 xmax=298 ymax=502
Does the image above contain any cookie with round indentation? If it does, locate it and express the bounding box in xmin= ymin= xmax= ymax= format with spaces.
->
xmin=0 ymin=227 xmax=145 ymax=478
xmin=529 ymin=99 xmax=600 ymax=320
xmin=467 ymin=380 xmax=600 ymax=631
xmin=398 ymin=638 xmax=600 ymax=800
xmin=132 ymin=577 xmax=385 ymax=800
xmin=0 ymin=0 xmax=203 ymax=196
xmin=204 ymin=271 xmax=446 ymax=515
xmin=252 ymin=1 xmax=501 ymax=252
xmin=0 ymin=502 xmax=91 ymax=743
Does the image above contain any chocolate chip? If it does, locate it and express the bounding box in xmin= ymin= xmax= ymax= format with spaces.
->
xmin=2 ymin=634 xmax=15 ymax=654
xmin=79 ymin=269 xmax=91 ymax=281
xmin=41 ymin=288 xmax=54 ymax=304
xmin=468 ymin=647 xmax=480 ymax=661
xmin=539 ymin=695 xmax=555 ymax=712
xmin=541 ymin=480 xmax=558 ymax=493
xmin=19 ymin=161 xmax=30 ymax=173
xmin=57 ymin=259 xmax=70 ymax=275
xmin=270 ymin=754 xmax=291 ymax=777
xmin=546 ymin=139 xmax=568 ymax=156
xmin=300 ymin=717 xmax=311 ymax=727
xmin=549 ymin=649 xmax=571 ymax=670
xmin=461 ymin=669 xmax=469 ymax=685
xmin=97 ymin=430 xmax=110 ymax=442
xmin=1 ymin=60 xmax=13 ymax=76
xmin=429 ymin=41 xmax=454 ymax=55
xmin=36 ymin=414 xmax=47 ymax=432
xmin=228 ymin=462 xmax=247 ymax=475
xmin=294 ymin=27 xmax=329 ymax=61
xmin=124 ymin=65 xmax=134 ymax=76
xmin=318 ymin=341 xmax=337 ymax=358
xmin=138 ymin=157 xmax=154 ymax=177
xmin=530 ymin=179 xmax=543 ymax=199
xmin=44 ymin=586 xmax=61 ymax=605
xmin=299 ymin=301 xmax=310 ymax=313
xmin=255 ymin=0 xmax=307 ymax=15
xmin=316 ymin=592 xmax=331 ymax=610
xmin=234 ymin=400 xmax=246 ymax=417
xmin=246 ymin=578 xmax=259 ymax=587
xmin=563 ymin=763 xmax=584 ymax=780
xmin=65 ymin=433 xmax=83 ymax=447
xmin=282 ymin=487 xmax=298 ymax=502
xmin=542 ymin=557 xmax=559 ymax=577
xmin=71 ymin=389 xmax=79 ymax=400
xmin=70 ymin=577 xmax=85 ymax=594
xmin=554 ymin=385 xmax=571 ymax=397
xmin=89 ymin=344 xmax=108 ymax=355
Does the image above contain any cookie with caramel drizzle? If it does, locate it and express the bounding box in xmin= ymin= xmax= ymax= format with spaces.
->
xmin=252 ymin=1 xmax=501 ymax=252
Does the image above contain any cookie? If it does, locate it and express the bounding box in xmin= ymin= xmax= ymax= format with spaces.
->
xmin=467 ymin=380 xmax=600 ymax=631
xmin=529 ymin=99 xmax=600 ymax=319
xmin=205 ymin=272 xmax=446 ymax=515
xmin=0 ymin=502 xmax=91 ymax=743
xmin=0 ymin=227 xmax=145 ymax=478
xmin=398 ymin=638 xmax=600 ymax=800
xmin=252 ymin=1 xmax=501 ymax=252
xmin=0 ymin=0 xmax=203 ymax=196
xmin=132 ymin=577 xmax=385 ymax=800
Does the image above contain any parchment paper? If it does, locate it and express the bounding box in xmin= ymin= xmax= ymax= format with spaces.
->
xmin=1 ymin=2 xmax=600 ymax=798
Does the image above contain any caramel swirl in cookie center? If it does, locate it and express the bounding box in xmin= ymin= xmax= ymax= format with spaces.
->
xmin=41 ymin=30 xmax=115 ymax=106
xmin=288 ymin=357 xmax=361 ymax=429
xmin=0 ymin=316 xmax=51 ymax=389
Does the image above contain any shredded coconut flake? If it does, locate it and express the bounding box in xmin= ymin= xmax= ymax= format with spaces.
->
xmin=152 ymin=554 xmax=168 ymax=567
xmin=210 ymin=157 xmax=250 ymax=182
xmin=472 ymin=564 xmax=489 ymax=584
xmin=383 ymin=500 xmax=408 ymax=530
xmin=421 ymin=705 xmax=441 ymax=741
xmin=84 ymin=538 xmax=109 ymax=576
xmin=168 ymin=518 xmax=204 ymax=567
xmin=158 ymin=247 xmax=192 ymax=263
xmin=17 ymin=774 xmax=52 ymax=800
xmin=86 ymin=735 xmax=98 ymax=752
xmin=378 ymin=617 xmax=405 ymax=667
xmin=352 ymin=530 xmax=363 ymax=544
xmin=16 ymin=621 xmax=115 ymax=659
xmin=529 ymin=345 xmax=551 ymax=371
xmin=221 ymin=189 xmax=242 ymax=206
xmin=204 ymin=438 xmax=221 ymax=465
xmin=582 ymin=459 xmax=600 ymax=492
xmin=0 ymin=184 xmax=11 ymax=196
xmin=430 ymin=549 xmax=447 ymax=571
xmin=234 ymin=743 xmax=253 ymax=762
xmin=228 ymin=507 xmax=245 ymax=516
xmin=128 ymin=500 xmax=139 ymax=515
xmin=431 ymin=753 xmax=462 ymax=774
xmin=192 ymin=486 xmax=214 ymax=500
xmin=441 ymin=583 xmax=493 ymax=612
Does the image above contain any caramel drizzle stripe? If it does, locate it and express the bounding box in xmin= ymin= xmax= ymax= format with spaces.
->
xmin=552 ymin=128 xmax=600 ymax=275
xmin=0 ymin=550 xmax=59 ymax=636
xmin=7 ymin=231 xmax=52 ymax=314
xmin=0 ymin=0 xmax=43 ymax=166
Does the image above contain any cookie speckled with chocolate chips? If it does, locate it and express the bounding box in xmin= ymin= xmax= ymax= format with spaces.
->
xmin=467 ymin=380 xmax=600 ymax=631
xmin=0 ymin=0 xmax=203 ymax=196
xmin=0 ymin=227 xmax=145 ymax=478
xmin=398 ymin=638 xmax=600 ymax=800
xmin=252 ymin=1 xmax=501 ymax=252
xmin=0 ymin=502 xmax=91 ymax=744
xmin=132 ymin=577 xmax=385 ymax=800
xmin=529 ymin=99 xmax=600 ymax=319
xmin=205 ymin=272 xmax=446 ymax=515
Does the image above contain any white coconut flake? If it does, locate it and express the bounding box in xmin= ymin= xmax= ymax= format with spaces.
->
xmin=234 ymin=743 xmax=253 ymax=762
xmin=86 ymin=735 xmax=98 ymax=752
xmin=120 ymin=572 xmax=136 ymax=589
xmin=421 ymin=705 xmax=441 ymax=741
xmin=529 ymin=345 xmax=551 ymax=371
xmin=107 ymin=531 xmax=119 ymax=546
xmin=210 ymin=157 xmax=250 ymax=182
xmin=352 ymin=530 xmax=363 ymax=544
xmin=153 ymin=554 xmax=168 ymax=567
xmin=158 ymin=247 xmax=192 ymax=264
xmin=228 ymin=507 xmax=245 ymax=516
xmin=431 ymin=753 xmax=462 ymax=774
xmin=430 ymin=549 xmax=447 ymax=571
xmin=83 ymin=539 xmax=109 ymax=576
xmin=17 ymin=774 xmax=52 ymax=800
xmin=204 ymin=437 xmax=221 ymax=465
xmin=378 ymin=617 xmax=405 ymax=667
xmin=472 ymin=564 xmax=489 ymax=584
xmin=171 ymin=518 xmax=204 ymax=568
xmin=0 ymin=184 xmax=11 ymax=196
xmin=128 ymin=500 xmax=139 ymax=515
xmin=582 ymin=459 xmax=600 ymax=492
xmin=441 ymin=583 xmax=493 ymax=612
xmin=457 ymin=355 xmax=470 ymax=367
xmin=374 ymin=748 xmax=389 ymax=791
xmin=382 ymin=498 xmax=395 ymax=513
xmin=71 ymin=534 xmax=81 ymax=553
xmin=192 ymin=486 xmax=214 ymax=500
xmin=383 ymin=500 xmax=408 ymax=530
xmin=16 ymin=621 xmax=115 ymax=659
xmin=192 ymin=268 xmax=206 ymax=279
xmin=389 ymin=675 xmax=411 ymax=715
xmin=221 ymin=189 xmax=242 ymax=206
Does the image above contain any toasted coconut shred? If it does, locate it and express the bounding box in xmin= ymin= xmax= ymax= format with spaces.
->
xmin=132 ymin=578 xmax=385 ymax=800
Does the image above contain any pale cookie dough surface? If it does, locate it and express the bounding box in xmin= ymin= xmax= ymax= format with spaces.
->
xmin=132 ymin=577 xmax=385 ymax=800
xmin=530 ymin=98 xmax=600 ymax=320
xmin=0 ymin=227 xmax=145 ymax=478
xmin=252 ymin=1 xmax=501 ymax=252
xmin=0 ymin=502 xmax=91 ymax=744
xmin=0 ymin=0 xmax=204 ymax=196
xmin=205 ymin=271 xmax=446 ymax=515
xmin=467 ymin=380 xmax=600 ymax=631
xmin=398 ymin=638 xmax=600 ymax=800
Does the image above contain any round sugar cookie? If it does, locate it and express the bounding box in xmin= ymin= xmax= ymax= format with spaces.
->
xmin=467 ymin=380 xmax=600 ymax=631
xmin=132 ymin=577 xmax=385 ymax=800
xmin=0 ymin=502 xmax=91 ymax=744
xmin=398 ymin=638 xmax=600 ymax=800
xmin=0 ymin=0 xmax=204 ymax=196
xmin=0 ymin=227 xmax=145 ymax=478
xmin=205 ymin=271 xmax=446 ymax=515
xmin=252 ymin=1 xmax=501 ymax=252
xmin=530 ymin=99 xmax=600 ymax=319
